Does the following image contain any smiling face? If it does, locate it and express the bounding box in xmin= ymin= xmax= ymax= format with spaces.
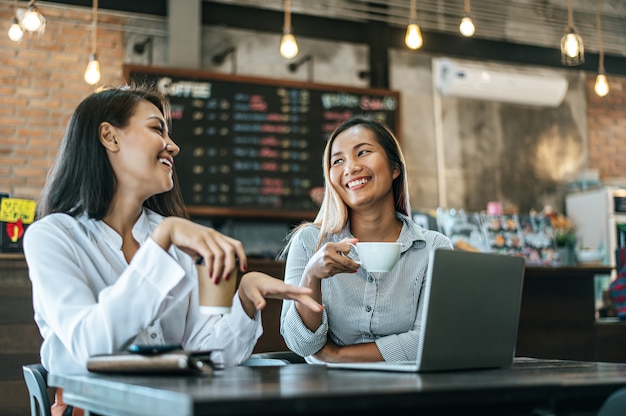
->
xmin=103 ymin=99 xmax=180 ymax=202
xmin=328 ymin=125 xmax=399 ymax=211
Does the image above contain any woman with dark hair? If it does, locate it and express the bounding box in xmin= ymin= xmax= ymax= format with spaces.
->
xmin=24 ymin=86 xmax=321 ymax=415
xmin=280 ymin=116 xmax=451 ymax=364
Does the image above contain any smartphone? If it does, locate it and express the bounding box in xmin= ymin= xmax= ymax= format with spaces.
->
xmin=127 ymin=343 xmax=182 ymax=355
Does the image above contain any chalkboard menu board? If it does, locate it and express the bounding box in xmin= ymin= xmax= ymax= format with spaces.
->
xmin=124 ymin=65 xmax=400 ymax=220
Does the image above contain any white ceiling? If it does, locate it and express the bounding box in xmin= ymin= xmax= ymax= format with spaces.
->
xmin=210 ymin=0 xmax=626 ymax=58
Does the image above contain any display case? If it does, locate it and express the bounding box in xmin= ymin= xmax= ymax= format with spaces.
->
xmin=566 ymin=186 xmax=626 ymax=272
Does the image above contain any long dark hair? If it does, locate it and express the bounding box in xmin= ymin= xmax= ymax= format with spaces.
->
xmin=37 ymin=86 xmax=187 ymax=219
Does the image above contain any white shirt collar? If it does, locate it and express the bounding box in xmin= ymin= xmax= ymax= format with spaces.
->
xmin=80 ymin=208 xmax=152 ymax=251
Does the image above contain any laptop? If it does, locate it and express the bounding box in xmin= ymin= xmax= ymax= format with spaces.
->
xmin=326 ymin=248 xmax=525 ymax=372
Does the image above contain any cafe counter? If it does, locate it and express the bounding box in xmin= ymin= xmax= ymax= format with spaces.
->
xmin=1 ymin=256 xmax=620 ymax=360
xmin=517 ymin=264 xmax=619 ymax=362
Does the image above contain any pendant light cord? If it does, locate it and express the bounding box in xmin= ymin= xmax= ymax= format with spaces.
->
xmin=567 ymin=0 xmax=574 ymax=28
xmin=410 ymin=0 xmax=416 ymax=21
xmin=283 ymin=0 xmax=291 ymax=31
xmin=91 ymin=0 xmax=98 ymax=55
xmin=464 ymin=0 xmax=470 ymax=15
xmin=596 ymin=0 xmax=604 ymax=71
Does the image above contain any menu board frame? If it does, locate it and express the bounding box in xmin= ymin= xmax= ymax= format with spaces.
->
xmin=123 ymin=65 xmax=401 ymax=220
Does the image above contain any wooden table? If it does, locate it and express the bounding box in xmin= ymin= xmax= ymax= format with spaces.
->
xmin=49 ymin=358 xmax=626 ymax=416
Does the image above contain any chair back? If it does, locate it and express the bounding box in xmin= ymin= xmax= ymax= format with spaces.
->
xmin=22 ymin=363 xmax=51 ymax=416
xmin=597 ymin=387 xmax=626 ymax=416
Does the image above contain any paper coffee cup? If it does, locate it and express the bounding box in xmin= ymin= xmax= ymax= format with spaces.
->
xmin=197 ymin=264 xmax=238 ymax=314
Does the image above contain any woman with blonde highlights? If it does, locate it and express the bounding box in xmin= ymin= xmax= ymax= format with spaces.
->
xmin=280 ymin=116 xmax=451 ymax=363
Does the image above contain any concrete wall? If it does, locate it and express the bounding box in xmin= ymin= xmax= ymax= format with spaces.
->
xmin=188 ymin=26 xmax=596 ymax=214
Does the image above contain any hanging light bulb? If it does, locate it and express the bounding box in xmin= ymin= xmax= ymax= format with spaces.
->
xmin=8 ymin=17 xmax=23 ymax=42
xmin=560 ymin=0 xmax=584 ymax=66
xmin=21 ymin=1 xmax=45 ymax=33
xmin=405 ymin=23 xmax=423 ymax=49
xmin=594 ymin=0 xmax=609 ymax=97
xmin=594 ymin=72 xmax=609 ymax=97
xmin=563 ymin=31 xmax=582 ymax=58
xmin=280 ymin=0 xmax=298 ymax=59
xmin=405 ymin=0 xmax=423 ymax=50
xmin=84 ymin=54 xmax=101 ymax=85
xmin=280 ymin=29 xmax=298 ymax=59
xmin=8 ymin=0 xmax=23 ymax=42
xmin=459 ymin=0 xmax=475 ymax=37
xmin=84 ymin=0 xmax=101 ymax=85
xmin=459 ymin=17 xmax=475 ymax=37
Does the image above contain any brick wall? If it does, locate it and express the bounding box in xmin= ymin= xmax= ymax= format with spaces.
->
xmin=587 ymin=75 xmax=626 ymax=180
xmin=0 ymin=3 xmax=125 ymax=201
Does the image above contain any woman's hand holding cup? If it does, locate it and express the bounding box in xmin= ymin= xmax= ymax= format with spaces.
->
xmin=302 ymin=238 xmax=361 ymax=281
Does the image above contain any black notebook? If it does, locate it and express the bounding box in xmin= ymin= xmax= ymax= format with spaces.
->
xmin=87 ymin=349 xmax=221 ymax=375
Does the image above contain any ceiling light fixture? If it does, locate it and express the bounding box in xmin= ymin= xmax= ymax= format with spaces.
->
xmin=8 ymin=0 xmax=23 ymax=42
xmin=459 ymin=0 xmax=475 ymax=37
xmin=21 ymin=0 xmax=45 ymax=34
xmin=287 ymin=54 xmax=311 ymax=72
xmin=133 ymin=37 xmax=154 ymax=65
xmin=288 ymin=54 xmax=313 ymax=82
xmin=280 ymin=0 xmax=298 ymax=59
xmin=212 ymin=47 xmax=237 ymax=74
xmin=560 ymin=0 xmax=584 ymax=66
xmin=357 ymin=70 xmax=370 ymax=80
xmin=212 ymin=47 xmax=235 ymax=65
xmin=405 ymin=0 xmax=423 ymax=50
xmin=84 ymin=0 xmax=101 ymax=85
xmin=594 ymin=0 xmax=609 ymax=97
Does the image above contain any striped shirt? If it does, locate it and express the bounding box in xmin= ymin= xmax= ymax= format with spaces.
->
xmin=280 ymin=213 xmax=452 ymax=362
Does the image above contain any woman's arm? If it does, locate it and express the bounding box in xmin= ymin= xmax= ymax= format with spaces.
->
xmin=313 ymin=340 xmax=383 ymax=363
xmin=295 ymin=238 xmax=359 ymax=330
xmin=280 ymin=231 xmax=327 ymax=357
xmin=281 ymin=229 xmax=358 ymax=357
xmin=24 ymin=218 xmax=192 ymax=366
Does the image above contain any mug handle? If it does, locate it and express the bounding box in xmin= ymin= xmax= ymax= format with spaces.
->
xmin=342 ymin=242 xmax=362 ymax=265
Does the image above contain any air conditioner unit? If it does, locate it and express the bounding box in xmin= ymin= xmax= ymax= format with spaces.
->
xmin=433 ymin=58 xmax=568 ymax=107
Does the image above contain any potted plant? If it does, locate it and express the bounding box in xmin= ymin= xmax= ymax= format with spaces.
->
xmin=550 ymin=214 xmax=577 ymax=265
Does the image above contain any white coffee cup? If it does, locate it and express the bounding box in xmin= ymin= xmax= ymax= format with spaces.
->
xmin=348 ymin=242 xmax=402 ymax=272
xmin=197 ymin=263 xmax=238 ymax=314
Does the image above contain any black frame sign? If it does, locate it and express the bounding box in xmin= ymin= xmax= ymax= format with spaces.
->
xmin=124 ymin=65 xmax=400 ymax=220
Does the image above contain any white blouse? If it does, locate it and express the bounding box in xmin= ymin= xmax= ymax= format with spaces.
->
xmin=23 ymin=208 xmax=262 ymax=375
